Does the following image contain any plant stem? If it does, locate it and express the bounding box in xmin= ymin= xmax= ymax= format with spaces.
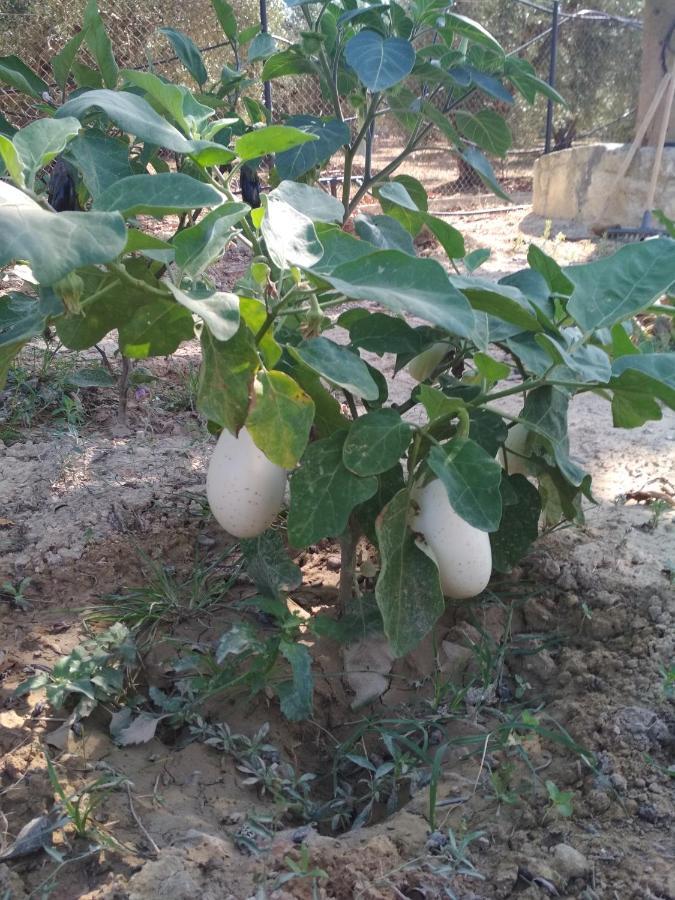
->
xmin=342 ymin=93 xmax=381 ymax=217
xmin=469 ymin=378 xmax=546 ymax=406
xmin=338 ymin=518 xmax=360 ymax=614
xmin=107 ymin=264 xmax=168 ymax=298
xmin=118 ymin=356 xmax=131 ymax=426
xmin=343 ymin=390 xmax=358 ymax=419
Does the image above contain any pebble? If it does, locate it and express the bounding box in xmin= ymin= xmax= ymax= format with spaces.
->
xmin=587 ymin=789 xmax=611 ymax=813
xmin=552 ymin=843 xmax=590 ymax=880
xmin=609 ymin=772 xmax=627 ymax=792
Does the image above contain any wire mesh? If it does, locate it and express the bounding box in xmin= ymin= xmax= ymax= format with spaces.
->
xmin=0 ymin=0 xmax=642 ymax=202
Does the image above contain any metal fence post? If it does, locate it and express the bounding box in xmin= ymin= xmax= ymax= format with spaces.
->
xmin=259 ymin=0 xmax=273 ymax=116
xmin=544 ymin=0 xmax=560 ymax=153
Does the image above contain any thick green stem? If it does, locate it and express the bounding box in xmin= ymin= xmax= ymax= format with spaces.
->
xmin=338 ymin=518 xmax=360 ymax=614
xmin=107 ymin=264 xmax=168 ymax=298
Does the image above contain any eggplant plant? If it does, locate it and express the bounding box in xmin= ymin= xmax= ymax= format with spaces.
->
xmin=1 ymin=0 xmax=674 ymax=671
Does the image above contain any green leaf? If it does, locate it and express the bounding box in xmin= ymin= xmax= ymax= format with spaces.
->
xmin=287 ymin=431 xmax=377 ymax=547
xmin=235 ymin=125 xmax=317 ymax=161
xmin=269 ymin=180 xmax=344 ymax=223
xmin=262 ymin=50 xmax=316 ymax=80
xmin=291 ymin=336 xmax=379 ymax=401
xmin=521 ymin=386 xmax=586 ymax=486
xmin=610 ymin=353 xmax=675 ymax=426
xmin=354 ymin=214 xmax=415 ymax=255
xmin=121 ymin=69 xmax=214 ymax=135
xmin=159 ymin=27 xmax=208 ymax=86
xmin=474 ymin=351 xmax=510 ymax=382
xmin=173 ymin=202 xmax=249 ymax=276
xmin=118 ymin=297 xmax=194 ymax=358
xmin=248 ymin=32 xmax=277 ymax=62
xmin=0 ymin=181 xmax=126 ymax=286
xmin=197 ymin=325 xmax=259 ymax=433
xmin=322 ymin=251 xmax=475 ymax=339
xmin=246 ymin=370 xmax=315 ymax=468
xmin=354 ymin=464 xmax=406 ymax=544
xmin=468 ymin=409 xmax=508 ymax=456
xmin=349 ymin=312 xmax=425 ymax=356
xmin=215 ymin=624 xmax=260 ymax=662
xmin=93 ymin=173 xmax=223 ymax=218
xmin=428 ymin=438 xmax=503 ymax=532
xmin=275 ymin=116 xmax=349 ymax=180
xmin=165 ymin=283 xmax=239 ymax=342
xmin=281 ymin=358 xmax=347 ymax=437
xmin=343 ymin=409 xmax=412 ymax=476
xmin=455 ymin=108 xmax=511 ymax=158
xmin=442 ymin=12 xmax=503 ymax=54
xmin=278 ymin=641 xmax=313 ymax=721
xmin=211 ymin=0 xmax=238 ymax=40
xmin=0 ymin=55 xmax=49 ymax=99
xmin=418 ymin=384 xmax=462 ymax=423
xmin=66 ymin=129 xmax=133 ymax=198
xmin=262 ymin=197 xmax=323 ymax=269
xmin=460 ymin=146 xmax=510 ymax=201
xmin=52 ymin=29 xmax=87 ymax=91
xmin=0 ymin=291 xmax=63 ymax=363
xmin=375 ymin=489 xmax=444 ymax=657
xmin=72 ymin=61 xmax=103 ymax=89
xmin=566 ymin=238 xmax=675 ymax=331
xmin=451 ymin=275 xmax=542 ymax=333
xmin=0 ymin=135 xmax=22 ymax=185
xmin=344 ymin=31 xmax=415 ymax=91
xmin=56 ymin=90 xmax=197 ymax=154
xmin=83 ymin=0 xmax=118 ymax=88
xmin=66 ymin=366 xmax=116 ymax=388
xmin=527 ymin=244 xmax=573 ymax=296
xmin=55 ymin=267 xmax=138 ymax=349
xmin=240 ymin=529 xmax=302 ymax=600
xmin=239 ymin=296 xmax=281 ymax=367
xmin=423 ymin=215 xmax=465 ymax=260
xmin=13 ymin=118 xmax=81 ymax=190
xmin=490 ymin=474 xmax=541 ymax=573
xmin=465 ymin=248 xmax=490 ymax=272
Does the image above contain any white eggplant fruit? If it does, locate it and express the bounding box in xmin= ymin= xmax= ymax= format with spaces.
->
xmin=411 ymin=478 xmax=492 ymax=599
xmin=497 ymin=423 xmax=534 ymax=477
xmin=206 ymin=427 xmax=287 ymax=538
xmin=406 ymin=342 xmax=447 ymax=382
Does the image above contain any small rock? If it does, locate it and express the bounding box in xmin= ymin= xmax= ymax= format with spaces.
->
xmin=556 ymin=567 xmax=577 ymax=591
xmin=637 ymin=802 xmax=659 ymax=823
xmin=609 ymin=772 xmax=627 ymax=792
xmin=587 ymin=789 xmax=611 ymax=813
xmin=539 ymin=558 xmax=561 ymax=581
xmin=343 ymin=636 xmax=394 ymax=707
xmin=552 ymin=843 xmax=590 ymax=881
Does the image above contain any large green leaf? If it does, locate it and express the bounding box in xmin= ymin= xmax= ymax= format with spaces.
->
xmin=460 ymin=146 xmax=509 ymax=201
xmin=52 ymin=29 xmax=87 ymax=92
xmin=281 ymin=358 xmax=347 ymax=437
xmin=269 ymin=180 xmax=344 ymax=223
xmin=211 ymin=0 xmax=238 ymax=40
xmin=121 ymin=70 xmax=214 ymax=135
xmin=521 ymin=386 xmax=586 ymax=487
xmin=610 ymin=353 xmax=675 ymax=426
xmin=349 ymin=311 xmax=426 ymax=356
xmin=527 ymin=244 xmax=573 ymax=296
xmin=377 ymin=182 xmax=464 ymax=258
xmin=344 ymin=31 xmax=415 ymax=91
xmin=428 ymin=438 xmax=503 ymax=532
xmin=83 ymin=0 xmax=118 ymax=88
xmin=321 ymin=251 xmax=475 ymax=339
xmin=278 ymin=641 xmax=313 ymax=721
xmin=66 ymin=129 xmax=133 ymax=197
xmin=343 ymin=408 xmax=413 ymax=476
xmin=261 ymin=50 xmax=317 ymax=80
xmin=287 ymin=431 xmax=377 ymax=547
xmin=246 ymin=370 xmax=315 ymax=467
xmin=159 ymin=27 xmax=208 ymax=86
xmin=248 ymin=32 xmax=277 ymax=62
xmin=442 ymin=12 xmax=503 ymax=54
xmin=275 ymin=116 xmax=349 ymax=180
xmin=56 ymin=90 xmax=197 ymax=154
xmin=291 ymin=336 xmax=379 ymax=401
xmin=11 ymin=118 xmax=81 ymax=190
xmin=197 ymin=325 xmax=260 ymax=433
xmin=173 ymin=201 xmax=249 ymax=276
xmin=0 ymin=181 xmax=126 ymax=285
xmin=240 ymin=529 xmax=302 ymax=601
xmin=261 ymin=197 xmax=323 ymax=269
xmin=354 ymin=464 xmax=406 ymax=544
xmin=451 ymin=275 xmax=542 ymax=333
xmin=565 ymin=239 xmax=675 ymax=331
xmin=491 ymin=474 xmax=541 ymax=572
xmin=312 ymin=224 xmax=374 ymax=274
xmin=354 ymin=214 xmax=415 ymax=255
xmin=455 ymin=109 xmax=511 ymax=158
xmin=118 ymin=297 xmax=194 ymax=358
xmin=165 ymin=283 xmax=239 ymax=342
xmin=375 ymin=489 xmax=444 ymax=657
xmin=55 ymin=268 xmax=139 ymax=349
xmin=0 ymin=55 xmax=49 ymax=99
xmin=235 ymin=125 xmax=317 ymax=161
xmin=0 ymin=290 xmax=64 ymax=350
xmin=239 ymin=296 xmax=282 ymax=368
xmin=93 ymin=173 xmax=223 ymax=218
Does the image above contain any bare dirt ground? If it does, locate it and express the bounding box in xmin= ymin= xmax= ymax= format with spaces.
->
xmin=1 ymin=203 xmax=673 ymax=900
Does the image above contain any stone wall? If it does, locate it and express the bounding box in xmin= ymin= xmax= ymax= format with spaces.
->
xmin=532 ymin=142 xmax=675 ymax=227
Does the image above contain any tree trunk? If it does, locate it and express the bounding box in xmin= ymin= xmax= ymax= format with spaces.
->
xmin=637 ymin=0 xmax=675 ymax=145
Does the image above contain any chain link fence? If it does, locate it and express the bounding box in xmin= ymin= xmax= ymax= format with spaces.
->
xmin=1 ymin=0 xmax=642 ymax=202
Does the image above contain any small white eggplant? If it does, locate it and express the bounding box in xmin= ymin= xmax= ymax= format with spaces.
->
xmin=411 ymin=478 xmax=492 ymax=599
xmin=206 ymin=427 xmax=286 ymax=538
xmin=497 ymin=423 xmax=533 ymax=477
xmin=406 ymin=342 xmax=447 ymax=382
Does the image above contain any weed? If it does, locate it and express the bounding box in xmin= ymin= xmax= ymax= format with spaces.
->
xmin=0 ymin=577 xmax=31 ymax=610
xmin=87 ymin=546 xmax=242 ymax=642
xmin=545 ymin=779 xmax=574 ymax=818
xmin=273 ymin=845 xmax=328 ymax=896
xmin=15 ymin=623 xmax=137 ymax=719
xmin=423 ymin=827 xmax=486 ymax=889
xmin=660 ymin=662 xmax=675 ymax=699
